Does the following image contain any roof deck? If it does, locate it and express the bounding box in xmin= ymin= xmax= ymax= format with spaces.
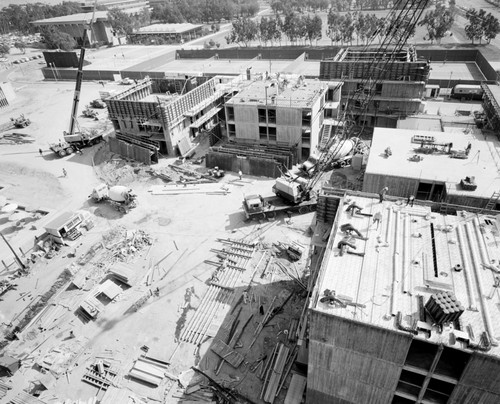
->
xmin=366 ymin=128 xmax=500 ymax=200
xmin=313 ymin=193 xmax=500 ymax=356
xmin=226 ymin=78 xmax=328 ymax=109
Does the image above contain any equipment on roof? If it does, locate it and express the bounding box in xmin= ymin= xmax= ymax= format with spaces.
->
xmin=460 ymin=176 xmax=477 ymax=191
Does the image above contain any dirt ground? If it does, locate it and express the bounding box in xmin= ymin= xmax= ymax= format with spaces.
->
xmin=0 ymin=60 xmax=327 ymax=404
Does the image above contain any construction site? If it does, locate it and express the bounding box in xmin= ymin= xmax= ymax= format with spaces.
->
xmin=2 ymin=0 xmax=500 ymax=403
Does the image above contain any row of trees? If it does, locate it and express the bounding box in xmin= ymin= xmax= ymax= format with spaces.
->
xmin=270 ymin=0 xmax=397 ymax=13
xmin=151 ymin=0 xmax=259 ymax=24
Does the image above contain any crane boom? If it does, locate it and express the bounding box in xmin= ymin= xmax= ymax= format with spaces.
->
xmin=67 ymin=0 xmax=98 ymax=137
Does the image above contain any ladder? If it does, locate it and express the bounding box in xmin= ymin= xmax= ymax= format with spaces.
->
xmin=319 ymin=123 xmax=332 ymax=150
xmin=483 ymin=191 xmax=500 ymax=212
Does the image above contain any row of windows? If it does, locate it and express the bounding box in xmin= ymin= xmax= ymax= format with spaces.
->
xmin=226 ymin=106 xmax=314 ymax=126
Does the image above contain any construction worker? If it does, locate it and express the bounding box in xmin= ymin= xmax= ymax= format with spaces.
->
xmin=38 ymin=148 xmax=43 ymax=156
xmin=345 ymin=202 xmax=363 ymax=216
xmin=407 ymin=195 xmax=415 ymax=207
xmin=340 ymin=223 xmax=364 ymax=239
xmin=372 ymin=211 xmax=382 ymax=230
xmin=62 ymin=168 xmax=67 ymax=177
xmin=337 ymin=237 xmax=356 ymax=256
xmin=379 ymin=187 xmax=388 ymax=203
xmin=238 ymin=170 xmax=243 ymax=180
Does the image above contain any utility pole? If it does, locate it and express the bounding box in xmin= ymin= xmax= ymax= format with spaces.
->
xmin=0 ymin=232 xmax=26 ymax=270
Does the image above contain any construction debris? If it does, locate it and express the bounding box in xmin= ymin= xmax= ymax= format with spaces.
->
xmin=129 ymin=355 xmax=170 ymax=386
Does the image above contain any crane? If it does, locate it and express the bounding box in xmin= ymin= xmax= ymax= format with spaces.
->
xmin=50 ymin=0 xmax=104 ymax=157
xmin=243 ymin=0 xmax=431 ymax=219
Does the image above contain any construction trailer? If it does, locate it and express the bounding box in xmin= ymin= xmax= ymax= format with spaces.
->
xmin=319 ymin=47 xmax=430 ymax=128
xmin=224 ymin=76 xmax=341 ymax=164
xmin=306 ymin=189 xmax=500 ymax=404
xmin=481 ymin=83 xmax=500 ymax=134
xmin=362 ymin=127 xmax=500 ymax=210
xmin=105 ymin=76 xmax=235 ymax=161
xmin=44 ymin=211 xmax=84 ymax=244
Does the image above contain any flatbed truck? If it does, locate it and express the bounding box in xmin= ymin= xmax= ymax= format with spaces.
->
xmin=243 ymin=194 xmax=316 ymax=220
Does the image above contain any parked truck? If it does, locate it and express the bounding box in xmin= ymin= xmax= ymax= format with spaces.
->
xmin=242 ymin=177 xmax=316 ymax=220
xmin=89 ymin=183 xmax=137 ymax=213
xmin=49 ymin=130 xmax=103 ymax=157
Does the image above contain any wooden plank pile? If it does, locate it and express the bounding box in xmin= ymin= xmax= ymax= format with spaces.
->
xmin=179 ymin=239 xmax=255 ymax=344
xmin=108 ymin=262 xmax=136 ymax=286
xmin=284 ymin=373 xmax=307 ymax=404
xmin=210 ymin=339 xmax=245 ymax=368
xmin=79 ymin=296 xmax=104 ymax=320
xmin=7 ymin=392 xmax=46 ymax=404
xmin=128 ymin=355 xmax=170 ymax=386
xmin=97 ymin=279 xmax=122 ymax=300
xmin=81 ymin=361 xmax=118 ymax=392
xmin=0 ymin=380 xmax=12 ymax=399
xmin=260 ymin=343 xmax=299 ymax=404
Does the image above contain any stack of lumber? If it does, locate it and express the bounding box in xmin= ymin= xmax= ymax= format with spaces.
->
xmin=129 ymin=356 xmax=170 ymax=386
xmin=7 ymin=392 xmax=46 ymax=404
xmin=79 ymin=296 xmax=104 ymax=319
xmin=81 ymin=361 xmax=118 ymax=392
xmin=0 ymin=380 xmax=12 ymax=399
xmin=261 ymin=343 xmax=290 ymax=404
xmin=96 ymin=280 xmax=122 ymax=300
xmin=284 ymin=374 xmax=307 ymax=404
xmin=100 ymin=387 xmax=143 ymax=404
xmin=108 ymin=262 xmax=137 ymax=286
xmin=210 ymin=339 xmax=245 ymax=368
xmin=149 ymin=184 xmax=229 ymax=196
xmin=179 ymin=239 xmax=255 ymax=344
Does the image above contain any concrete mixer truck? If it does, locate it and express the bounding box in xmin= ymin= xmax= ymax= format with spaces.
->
xmin=89 ymin=183 xmax=137 ymax=213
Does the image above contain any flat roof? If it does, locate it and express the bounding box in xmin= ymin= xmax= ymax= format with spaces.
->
xmin=44 ymin=211 xmax=76 ymax=230
xmin=428 ymin=62 xmax=485 ymax=81
xmin=365 ymin=127 xmax=500 ymax=199
xmin=226 ymin=78 xmax=330 ymax=108
xmin=135 ymin=23 xmax=203 ymax=34
xmin=32 ymin=11 xmax=109 ymax=25
xmin=313 ymin=193 xmax=500 ymax=357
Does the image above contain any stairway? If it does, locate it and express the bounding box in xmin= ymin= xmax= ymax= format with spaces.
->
xmin=483 ymin=191 xmax=500 ymax=212
xmin=319 ymin=123 xmax=332 ymax=151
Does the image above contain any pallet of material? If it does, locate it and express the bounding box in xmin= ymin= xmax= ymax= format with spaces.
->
xmin=79 ymin=296 xmax=104 ymax=319
xmin=128 ymin=356 xmax=169 ymax=386
xmin=210 ymin=339 xmax=244 ymax=368
xmin=108 ymin=263 xmax=137 ymax=286
xmin=97 ymin=279 xmax=122 ymax=300
xmin=7 ymin=391 xmax=46 ymax=404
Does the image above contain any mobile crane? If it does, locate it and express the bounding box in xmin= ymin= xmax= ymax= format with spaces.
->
xmin=243 ymin=0 xmax=430 ymax=220
xmin=50 ymin=0 xmax=103 ymax=157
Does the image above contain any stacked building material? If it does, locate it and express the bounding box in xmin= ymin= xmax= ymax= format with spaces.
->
xmin=0 ymin=380 xmax=12 ymax=399
xmin=425 ymin=291 xmax=465 ymax=325
xmin=129 ymin=355 xmax=170 ymax=386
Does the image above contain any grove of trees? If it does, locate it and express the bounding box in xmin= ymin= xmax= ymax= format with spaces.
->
xmin=465 ymin=8 xmax=500 ymax=44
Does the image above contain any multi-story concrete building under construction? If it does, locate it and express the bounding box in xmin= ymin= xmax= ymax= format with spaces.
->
xmin=104 ymin=76 xmax=234 ymax=163
xmin=319 ymin=47 xmax=430 ymax=128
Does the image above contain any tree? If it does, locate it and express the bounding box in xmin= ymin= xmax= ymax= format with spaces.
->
xmin=14 ymin=41 xmax=27 ymax=54
xmin=40 ymin=27 xmax=77 ymax=50
xmin=341 ymin=12 xmax=355 ymax=44
xmin=225 ymin=17 xmax=258 ymax=46
xmin=304 ymin=14 xmax=322 ymax=46
xmin=327 ymin=11 xmax=343 ymax=45
xmin=0 ymin=43 xmax=10 ymax=57
xmin=482 ymin=12 xmax=500 ymax=44
xmin=465 ymin=8 xmax=484 ymax=44
xmin=419 ymin=2 xmax=454 ymax=44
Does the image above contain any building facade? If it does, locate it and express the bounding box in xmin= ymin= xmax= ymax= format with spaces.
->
xmin=307 ymin=190 xmax=500 ymax=404
xmin=224 ymin=76 xmax=341 ymax=161
xmin=129 ymin=23 xmax=203 ymax=44
xmin=319 ymin=47 xmax=430 ymax=128
xmin=31 ymin=11 xmax=114 ymax=46
xmin=81 ymin=0 xmax=150 ymax=14
xmin=104 ymin=76 xmax=232 ymax=160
